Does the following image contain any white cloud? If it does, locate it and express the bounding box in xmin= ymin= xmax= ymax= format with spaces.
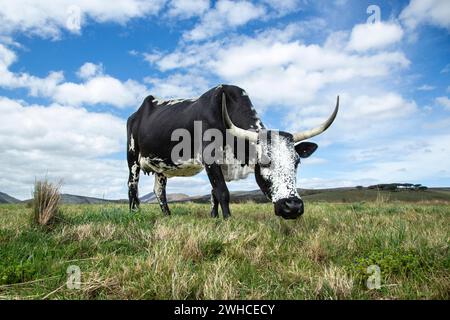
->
xmin=436 ymin=96 xmax=450 ymax=110
xmin=0 ymin=97 xmax=124 ymax=157
xmin=341 ymin=93 xmax=417 ymax=121
xmin=183 ymin=0 xmax=266 ymax=41
xmin=0 ymin=0 xmax=166 ymax=39
xmin=0 ymin=44 xmax=64 ymax=96
xmin=148 ymin=24 xmax=409 ymax=112
xmin=417 ymin=84 xmax=435 ymax=91
xmin=343 ymin=134 xmax=450 ymax=184
xmin=76 ymin=62 xmax=103 ymax=79
xmin=284 ymin=92 xmax=418 ymax=144
xmin=441 ymin=64 xmax=450 ymax=73
xmin=261 ymin=0 xmax=302 ymax=14
xmin=167 ymin=0 xmax=210 ymax=19
xmin=52 ymin=76 xmax=147 ymax=108
xmin=400 ymin=0 xmax=450 ymax=30
xmin=0 ymin=44 xmax=147 ymax=108
xmin=347 ymin=22 xmax=404 ymax=52
xmin=144 ymin=73 xmax=209 ymax=98
xmin=0 ymin=96 xmax=128 ymax=199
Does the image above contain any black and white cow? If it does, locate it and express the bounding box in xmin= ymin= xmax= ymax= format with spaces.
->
xmin=127 ymin=84 xmax=338 ymax=219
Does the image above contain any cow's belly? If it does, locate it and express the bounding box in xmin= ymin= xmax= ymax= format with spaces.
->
xmin=164 ymin=162 xmax=204 ymax=177
xmin=221 ymin=145 xmax=255 ymax=182
xmin=221 ymin=164 xmax=254 ymax=182
xmin=139 ymin=155 xmax=204 ymax=177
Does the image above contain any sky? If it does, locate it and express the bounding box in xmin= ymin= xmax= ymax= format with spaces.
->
xmin=0 ymin=0 xmax=449 ymax=200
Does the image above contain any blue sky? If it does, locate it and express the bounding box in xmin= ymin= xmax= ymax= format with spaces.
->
xmin=0 ymin=0 xmax=449 ymax=200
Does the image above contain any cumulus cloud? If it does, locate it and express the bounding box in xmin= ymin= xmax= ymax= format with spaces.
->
xmin=0 ymin=96 xmax=128 ymax=199
xmin=400 ymin=0 xmax=450 ymax=30
xmin=343 ymin=134 xmax=450 ymax=184
xmin=417 ymin=84 xmax=435 ymax=91
xmin=436 ymin=96 xmax=450 ymax=110
xmin=183 ymin=0 xmax=266 ymax=41
xmin=76 ymin=62 xmax=103 ymax=79
xmin=347 ymin=22 xmax=404 ymax=52
xmin=52 ymin=76 xmax=147 ymax=108
xmin=0 ymin=44 xmax=147 ymax=108
xmin=0 ymin=44 xmax=64 ymax=96
xmin=144 ymin=73 xmax=209 ymax=98
xmin=167 ymin=0 xmax=210 ymax=19
xmin=0 ymin=0 xmax=166 ymax=39
xmin=147 ymin=23 xmax=409 ymax=110
xmin=261 ymin=0 xmax=303 ymax=14
xmin=284 ymin=92 xmax=417 ymax=144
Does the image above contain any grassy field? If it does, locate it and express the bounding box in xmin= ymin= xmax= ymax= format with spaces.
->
xmin=0 ymin=201 xmax=449 ymax=300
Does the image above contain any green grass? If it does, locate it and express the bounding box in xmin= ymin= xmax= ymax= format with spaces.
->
xmin=0 ymin=201 xmax=449 ymax=299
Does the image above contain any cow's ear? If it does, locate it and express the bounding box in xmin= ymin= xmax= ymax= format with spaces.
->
xmin=295 ymin=142 xmax=318 ymax=158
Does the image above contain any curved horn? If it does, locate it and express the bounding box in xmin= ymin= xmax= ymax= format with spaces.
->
xmin=222 ymin=93 xmax=258 ymax=142
xmin=292 ymin=96 xmax=339 ymax=142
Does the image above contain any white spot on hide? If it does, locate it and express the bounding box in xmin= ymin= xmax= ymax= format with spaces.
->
xmin=153 ymin=98 xmax=197 ymax=106
xmin=129 ymin=135 xmax=135 ymax=152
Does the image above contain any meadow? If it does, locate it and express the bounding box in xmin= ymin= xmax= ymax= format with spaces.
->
xmin=0 ymin=201 xmax=449 ymax=300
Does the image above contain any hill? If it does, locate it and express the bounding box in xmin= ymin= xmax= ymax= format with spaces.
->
xmin=2 ymin=187 xmax=449 ymax=206
xmin=21 ymin=193 xmax=127 ymax=205
xmin=0 ymin=192 xmax=20 ymax=204
xmin=181 ymin=187 xmax=450 ymax=203
xmin=140 ymin=192 xmax=189 ymax=203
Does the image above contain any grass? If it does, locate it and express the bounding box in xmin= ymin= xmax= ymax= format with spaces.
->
xmin=32 ymin=179 xmax=61 ymax=227
xmin=0 ymin=201 xmax=449 ymax=300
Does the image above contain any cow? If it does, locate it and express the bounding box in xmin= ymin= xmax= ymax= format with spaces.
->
xmin=127 ymin=84 xmax=338 ymax=219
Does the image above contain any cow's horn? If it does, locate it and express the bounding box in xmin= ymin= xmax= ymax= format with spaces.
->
xmin=222 ymin=93 xmax=258 ymax=142
xmin=292 ymin=96 xmax=339 ymax=142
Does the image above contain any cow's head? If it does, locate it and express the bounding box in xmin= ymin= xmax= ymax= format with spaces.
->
xmin=222 ymin=93 xmax=339 ymax=219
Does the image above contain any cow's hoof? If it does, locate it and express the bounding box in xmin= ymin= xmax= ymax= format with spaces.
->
xmin=223 ymin=214 xmax=231 ymax=220
xmin=210 ymin=211 xmax=219 ymax=218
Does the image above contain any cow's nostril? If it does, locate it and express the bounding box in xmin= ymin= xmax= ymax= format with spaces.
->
xmin=285 ymin=200 xmax=296 ymax=209
xmin=285 ymin=199 xmax=302 ymax=210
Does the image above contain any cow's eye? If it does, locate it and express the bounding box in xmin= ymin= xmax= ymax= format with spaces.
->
xmin=259 ymin=161 xmax=271 ymax=168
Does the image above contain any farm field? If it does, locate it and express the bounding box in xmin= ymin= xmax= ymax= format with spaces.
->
xmin=0 ymin=201 xmax=449 ymax=300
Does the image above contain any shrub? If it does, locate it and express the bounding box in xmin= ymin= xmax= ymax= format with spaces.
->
xmin=32 ymin=179 xmax=61 ymax=226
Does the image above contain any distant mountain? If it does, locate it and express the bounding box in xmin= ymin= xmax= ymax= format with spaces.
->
xmin=21 ymin=194 xmax=127 ymax=205
xmin=179 ymin=187 xmax=450 ymax=203
xmin=4 ymin=186 xmax=449 ymax=206
xmin=140 ymin=192 xmax=189 ymax=203
xmin=58 ymin=194 xmax=125 ymax=204
xmin=0 ymin=192 xmax=20 ymax=204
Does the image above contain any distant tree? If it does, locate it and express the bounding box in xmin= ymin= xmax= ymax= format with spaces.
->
xmin=385 ymin=184 xmax=398 ymax=191
xmin=418 ymin=186 xmax=428 ymax=191
xmin=356 ymin=186 xmax=363 ymax=190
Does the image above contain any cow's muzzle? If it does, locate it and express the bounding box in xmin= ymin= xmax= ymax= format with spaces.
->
xmin=274 ymin=197 xmax=304 ymax=219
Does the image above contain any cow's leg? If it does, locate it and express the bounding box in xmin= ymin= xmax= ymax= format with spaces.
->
xmin=205 ymin=164 xmax=231 ymax=219
xmin=210 ymin=189 xmax=219 ymax=218
xmin=127 ymin=160 xmax=140 ymax=212
xmin=154 ymin=173 xmax=171 ymax=216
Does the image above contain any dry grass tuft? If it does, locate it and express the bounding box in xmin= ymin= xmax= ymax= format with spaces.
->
xmin=32 ymin=179 xmax=61 ymax=226
xmin=315 ymin=265 xmax=354 ymax=299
